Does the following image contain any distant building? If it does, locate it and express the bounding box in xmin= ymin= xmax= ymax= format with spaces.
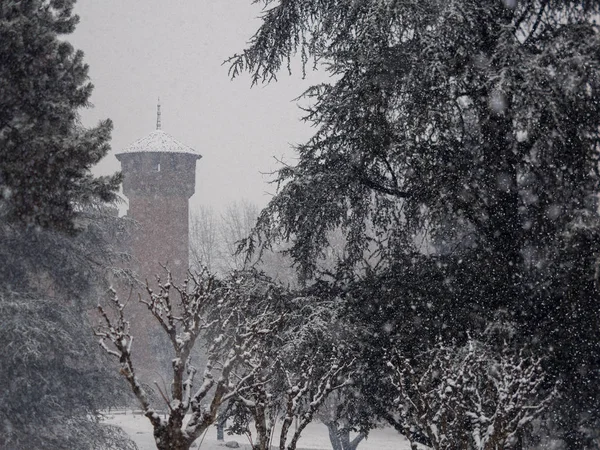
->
xmin=114 ymin=103 xmax=201 ymax=376
xmin=116 ymin=103 xmax=201 ymax=283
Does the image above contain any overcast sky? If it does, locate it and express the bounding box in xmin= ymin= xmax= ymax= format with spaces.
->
xmin=71 ymin=0 xmax=323 ymax=214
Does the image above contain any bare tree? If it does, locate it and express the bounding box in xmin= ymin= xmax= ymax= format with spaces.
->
xmin=225 ymin=299 xmax=357 ymax=450
xmin=95 ymin=270 xmax=283 ymax=450
xmin=189 ymin=201 xmax=258 ymax=275
xmin=278 ymin=350 xmax=354 ymax=450
xmin=386 ymin=339 xmax=555 ymax=450
xmin=189 ymin=205 xmax=219 ymax=273
xmin=234 ymin=347 xmax=354 ymax=450
xmin=190 ymin=200 xmax=297 ymax=285
xmin=219 ymin=199 xmax=261 ymax=272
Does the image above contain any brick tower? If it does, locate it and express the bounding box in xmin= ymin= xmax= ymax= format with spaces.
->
xmin=116 ymin=104 xmax=201 ymax=284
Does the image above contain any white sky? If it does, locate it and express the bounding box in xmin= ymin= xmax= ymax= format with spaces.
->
xmin=71 ymin=0 xmax=324 ymax=214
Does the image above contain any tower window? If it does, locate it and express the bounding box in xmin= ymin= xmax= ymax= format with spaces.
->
xmin=156 ymin=163 xmax=161 ymax=172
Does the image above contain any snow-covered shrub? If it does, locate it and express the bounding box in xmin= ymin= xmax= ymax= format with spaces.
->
xmin=387 ymin=340 xmax=555 ymax=450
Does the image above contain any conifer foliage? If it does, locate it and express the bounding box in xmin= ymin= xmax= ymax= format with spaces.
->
xmin=231 ymin=0 xmax=600 ymax=446
xmin=0 ymin=1 xmax=130 ymax=448
xmin=0 ymin=0 xmax=121 ymax=233
xmin=231 ymin=0 xmax=600 ymax=278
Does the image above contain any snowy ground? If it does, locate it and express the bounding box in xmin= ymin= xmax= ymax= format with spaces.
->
xmin=103 ymin=411 xmax=413 ymax=450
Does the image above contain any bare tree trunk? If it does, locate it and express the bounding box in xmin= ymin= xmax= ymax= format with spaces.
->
xmin=254 ymin=403 xmax=270 ymax=450
xmin=287 ymin=416 xmax=313 ymax=450
xmin=327 ymin=423 xmax=365 ymax=450
xmin=154 ymin=426 xmax=192 ymax=450
xmin=346 ymin=432 xmax=365 ymax=450
xmin=279 ymin=415 xmax=292 ymax=450
xmin=216 ymin=412 xmax=227 ymax=441
xmin=325 ymin=422 xmax=343 ymax=450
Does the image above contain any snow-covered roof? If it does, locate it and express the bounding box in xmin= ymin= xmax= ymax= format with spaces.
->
xmin=117 ymin=130 xmax=200 ymax=156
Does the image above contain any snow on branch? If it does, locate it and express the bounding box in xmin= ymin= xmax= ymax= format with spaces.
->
xmin=95 ymin=269 xmax=296 ymax=450
xmin=386 ymin=339 xmax=555 ymax=450
xmin=94 ymin=288 xmax=162 ymax=428
xmin=218 ymin=297 xmax=358 ymax=450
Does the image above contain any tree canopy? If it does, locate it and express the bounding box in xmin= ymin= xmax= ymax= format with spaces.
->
xmin=232 ymin=0 xmax=600 ymax=277
xmin=231 ymin=1 xmax=600 ymax=446
xmin=0 ymin=1 xmax=131 ymax=448
xmin=0 ymin=0 xmax=121 ymax=234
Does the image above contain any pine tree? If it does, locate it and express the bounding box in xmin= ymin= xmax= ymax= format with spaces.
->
xmin=231 ymin=0 xmax=600 ymax=280
xmin=0 ymin=1 xmax=133 ymax=448
xmin=0 ymin=0 xmax=121 ymax=234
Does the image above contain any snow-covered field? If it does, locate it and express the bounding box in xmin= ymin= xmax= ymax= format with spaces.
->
xmin=103 ymin=411 xmax=413 ymax=450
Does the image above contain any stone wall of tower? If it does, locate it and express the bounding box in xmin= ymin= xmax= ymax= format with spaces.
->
xmin=120 ymin=152 xmax=197 ymax=199
xmin=115 ymin=148 xmax=199 ymax=377
xmin=128 ymin=194 xmax=189 ymax=282
xmin=118 ymin=151 xmax=198 ymax=284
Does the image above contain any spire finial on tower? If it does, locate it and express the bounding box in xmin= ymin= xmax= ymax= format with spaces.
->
xmin=156 ymin=97 xmax=162 ymax=130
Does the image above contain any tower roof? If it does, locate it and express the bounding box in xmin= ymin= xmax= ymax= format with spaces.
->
xmin=117 ymin=130 xmax=201 ymax=157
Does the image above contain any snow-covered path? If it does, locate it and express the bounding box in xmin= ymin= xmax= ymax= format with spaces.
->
xmin=103 ymin=412 xmax=413 ymax=450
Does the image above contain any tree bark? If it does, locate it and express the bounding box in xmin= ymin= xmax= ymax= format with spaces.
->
xmin=347 ymin=432 xmax=365 ymax=450
xmin=254 ymin=403 xmax=270 ymax=450
xmin=325 ymin=422 xmax=365 ymax=450
xmin=326 ymin=422 xmax=343 ymax=450
xmin=154 ymin=425 xmax=192 ymax=450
